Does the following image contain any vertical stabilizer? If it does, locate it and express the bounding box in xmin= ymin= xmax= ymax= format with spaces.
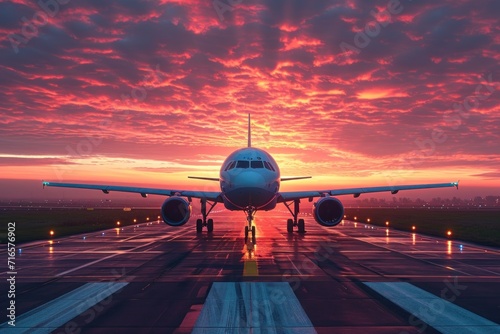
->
xmin=247 ymin=113 xmax=251 ymax=147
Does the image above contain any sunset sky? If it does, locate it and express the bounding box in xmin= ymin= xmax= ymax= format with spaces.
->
xmin=1 ymin=0 xmax=499 ymax=200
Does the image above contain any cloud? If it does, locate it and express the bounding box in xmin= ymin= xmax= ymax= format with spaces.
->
xmin=0 ymin=0 xmax=498 ymax=196
xmin=472 ymin=172 xmax=500 ymax=179
xmin=357 ymin=89 xmax=409 ymax=100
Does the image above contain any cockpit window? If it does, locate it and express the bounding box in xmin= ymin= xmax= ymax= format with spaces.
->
xmin=236 ymin=160 xmax=249 ymax=168
xmin=251 ymin=161 xmax=264 ymax=168
xmin=264 ymin=161 xmax=275 ymax=171
xmin=225 ymin=161 xmax=236 ymax=171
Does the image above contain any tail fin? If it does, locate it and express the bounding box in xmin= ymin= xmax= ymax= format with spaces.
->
xmin=247 ymin=113 xmax=251 ymax=148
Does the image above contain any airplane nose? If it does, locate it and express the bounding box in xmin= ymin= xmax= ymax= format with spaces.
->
xmin=224 ymin=169 xmax=276 ymax=209
xmin=234 ymin=170 xmax=267 ymax=188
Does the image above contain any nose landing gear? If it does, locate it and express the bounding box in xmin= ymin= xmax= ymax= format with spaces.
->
xmin=244 ymin=207 xmax=257 ymax=244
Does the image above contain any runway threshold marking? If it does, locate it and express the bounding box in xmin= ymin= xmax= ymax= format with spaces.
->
xmin=364 ymin=282 xmax=500 ymax=333
xmin=0 ymin=282 xmax=128 ymax=333
xmin=192 ymin=282 xmax=316 ymax=333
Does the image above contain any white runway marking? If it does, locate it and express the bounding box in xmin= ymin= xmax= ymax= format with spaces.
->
xmin=56 ymin=228 xmax=192 ymax=276
xmin=193 ymin=282 xmax=316 ymax=333
xmin=0 ymin=282 xmax=128 ymax=333
xmin=364 ymin=282 xmax=500 ymax=334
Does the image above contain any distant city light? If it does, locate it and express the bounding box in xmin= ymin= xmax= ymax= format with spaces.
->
xmin=367 ymin=218 xmax=371 ymax=222
xmin=412 ymin=226 xmax=416 ymax=231
xmin=385 ymin=221 xmax=389 ymax=226
xmin=49 ymin=230 xmax=54 ymax=236
xmin=447 ymin=230 xmax=452 ymax=237
xmin=354 ymin=216 xmax=357 ymax=220
xmin=116 ymin=221 xmax=121 ymax=226
xmin=133 ymin=219 xmax=137 ymax=223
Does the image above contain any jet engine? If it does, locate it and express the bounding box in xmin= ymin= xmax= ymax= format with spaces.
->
xmin=313 ymin=197 xmax=344 ymax=227
xmin=160 ymin=197 xmax=191 ymax=226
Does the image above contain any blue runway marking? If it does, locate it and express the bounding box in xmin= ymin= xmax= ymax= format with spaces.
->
xmin=193 ymin=282 xmax=316 ymax=333
xmin=0 ymin=282 xmax=128 ymax=333
xmin=364 ymin=281 xmax=500 ymax=334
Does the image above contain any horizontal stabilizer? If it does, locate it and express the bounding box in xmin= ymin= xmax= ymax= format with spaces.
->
xmin=280 ymin=176 xmax=312 ymax=181
xmin=188 ymin=176 xmax=220 ymax=181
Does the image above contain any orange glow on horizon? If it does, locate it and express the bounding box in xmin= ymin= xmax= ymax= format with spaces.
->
xmin=1 ymin=2 xmax=498 ymax=201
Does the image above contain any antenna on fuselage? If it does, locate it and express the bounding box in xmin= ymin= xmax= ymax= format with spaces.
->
xmin=247 ymin=113 xmax=251 ymax=148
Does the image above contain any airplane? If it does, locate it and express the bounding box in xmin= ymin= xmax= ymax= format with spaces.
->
xmin=43 ymin=114 xmax=459 ymax=244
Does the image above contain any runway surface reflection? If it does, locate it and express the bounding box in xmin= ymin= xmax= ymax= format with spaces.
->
xmin=1 ymin=212 xmax=499 ymax=333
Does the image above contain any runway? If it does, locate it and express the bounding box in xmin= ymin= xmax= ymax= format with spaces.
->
xmin=1 ymin=211 xmax=500 ymax=333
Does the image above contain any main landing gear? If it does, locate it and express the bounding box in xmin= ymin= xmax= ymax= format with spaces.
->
xmin=196 ymin=198 xmax=217 ymax=233
xmin=244 ymin=207 xmax=257 ymax=244
xmin=284 ymin=199 xmax=306 ymax=234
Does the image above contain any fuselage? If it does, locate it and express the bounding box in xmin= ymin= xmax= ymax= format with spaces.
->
xmin=219 ymin=147 xmax=280 ymax=211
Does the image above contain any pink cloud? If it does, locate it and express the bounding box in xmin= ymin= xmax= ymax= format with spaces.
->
xmin=0 ymin=0 xmax=498 ymax=197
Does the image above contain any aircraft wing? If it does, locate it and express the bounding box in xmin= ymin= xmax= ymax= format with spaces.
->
xmin=278 ymin=181 xmax=459 ymax=202
xmin=42 ymin=181 xmax=223 ymax=202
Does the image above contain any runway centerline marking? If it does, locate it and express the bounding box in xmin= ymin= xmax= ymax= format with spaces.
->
xmin=364 ymin=281 xmax=500 ymax=333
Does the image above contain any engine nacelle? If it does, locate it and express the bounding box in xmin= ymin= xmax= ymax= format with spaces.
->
xmin=313 ymin=197 xmax=344 ymax=227
xmin=160 ymin=197 xmax=191 ymax=226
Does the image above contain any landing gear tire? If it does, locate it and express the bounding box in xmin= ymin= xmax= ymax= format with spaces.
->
xmin=251 ymin=225 xmax=256 ymax=244
xmin=196 ymin=219 xmax=203 ymax=233
xmin=287 ymin=219 xmax=294 ymax=233
xmin=298 ymin=218 xmax=305 ymax=234
xmin=199 ymin=198 xmax=217 ymax=234
xmin=245 ymin=226 xmax=249 ymax=242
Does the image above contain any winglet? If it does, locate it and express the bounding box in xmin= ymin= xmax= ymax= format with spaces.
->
xmin=247 ymin=113 xmax=251 ymax=148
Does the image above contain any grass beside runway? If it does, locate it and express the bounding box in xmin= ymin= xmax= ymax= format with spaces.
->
xmin=0 ymin=208 xmax=161 ymax=244
xmin=344 ymin=208 xmax=500 ymax=248
xmin=2 ymin=207 xmax=499 ymax=248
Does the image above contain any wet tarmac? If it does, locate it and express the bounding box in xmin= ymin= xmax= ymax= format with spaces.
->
xmin=1 ymin=212 xmax=499 ymax=333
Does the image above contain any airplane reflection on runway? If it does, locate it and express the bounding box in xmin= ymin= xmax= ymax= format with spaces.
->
xmin=3 ymin=214 xmax=500 ymax=333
